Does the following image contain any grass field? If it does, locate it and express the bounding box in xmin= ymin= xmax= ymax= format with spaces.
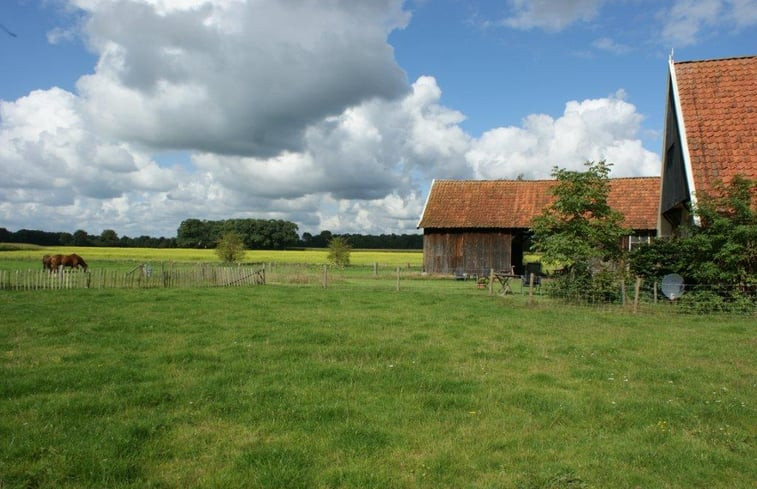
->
xmin=1 ymin=281 xmax=754 ymax=488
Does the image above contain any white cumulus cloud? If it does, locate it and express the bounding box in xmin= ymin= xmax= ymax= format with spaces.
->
xmin=467 ymin=91 xmax=659 ymax=180
xmin=662 ymin=0 xmax=757 ymax=46
xmin=502 ymin=0 xmax=605 ymax=31
xmin=0 ymin=0 xmax=663 ymax=237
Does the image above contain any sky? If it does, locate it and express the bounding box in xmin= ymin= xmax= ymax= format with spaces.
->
xmin=1 ymin=0 xmax=755 ymax=239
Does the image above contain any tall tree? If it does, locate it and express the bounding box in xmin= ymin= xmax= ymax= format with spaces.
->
xmin=531 ymin=160 xmax=629 ymax=269
xmin=100 ymin=229 xmax=119 ymax=246
xmin=531 ymin=161 xmax=630 ymax=302
xmin=72 ymin=229 xmax=91 ymax=246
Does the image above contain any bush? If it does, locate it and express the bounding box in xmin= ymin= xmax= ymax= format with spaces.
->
xmin=327 ymin=236 xmax=351 ymax=268
xmin=545 ymin=263 xmax=625 ymax=304
xmin=215 ymin=231 xmax=246 ymax=263
xmin=629 ymin=175 xmax=756 ymax=313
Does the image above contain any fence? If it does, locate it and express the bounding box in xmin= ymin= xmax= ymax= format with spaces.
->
xmin=534 ymin=276 xmax=756 ymax=315
xmin=3 ymin=261 xmax=754 ymax=315
xmin=0 ymin=264 xmax=265 ymax=291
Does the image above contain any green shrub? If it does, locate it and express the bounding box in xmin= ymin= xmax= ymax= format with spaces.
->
xmin=327 ymin=236 xmax=351 ymax=268
xmin=215 ymin=231 xmax=246 ymax=263
xmin=629 ymin=175 xmax=755 ymax=313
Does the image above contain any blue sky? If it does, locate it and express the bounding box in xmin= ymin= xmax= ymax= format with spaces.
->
xmin=1 ymin=0 xmax=755 ymax=238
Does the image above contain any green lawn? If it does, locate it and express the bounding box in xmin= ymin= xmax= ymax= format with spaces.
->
xmin=1 ymin=283 xmax=754 ymax=488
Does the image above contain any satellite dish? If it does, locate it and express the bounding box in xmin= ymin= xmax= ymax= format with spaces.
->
xmin=661 ymin=273 xmax=685 ymax=300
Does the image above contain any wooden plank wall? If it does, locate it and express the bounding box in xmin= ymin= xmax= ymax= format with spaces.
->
xmin=423 ymin=230 xmax=513 ymax=275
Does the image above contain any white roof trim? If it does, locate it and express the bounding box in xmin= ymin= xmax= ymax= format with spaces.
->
xmin=657 ymin=68 xmax=672 ymax=236
xmin=417 ymin=178 xmax=436 ymax=229
xmin=669 ymin=56 xmax=701 ymax=226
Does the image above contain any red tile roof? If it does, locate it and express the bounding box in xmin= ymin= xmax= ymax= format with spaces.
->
xmin=418 ymin=177 xmax=660 ymax=231
xmin=673 ymin=56 xmax=757 ymax=197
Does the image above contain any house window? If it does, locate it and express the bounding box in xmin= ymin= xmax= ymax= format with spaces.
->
xmin=628 ymin=233 xmax=653 ymax=251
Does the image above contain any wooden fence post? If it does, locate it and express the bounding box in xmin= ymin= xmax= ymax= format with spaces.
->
xmin=374 ymin=262 xmax=378 ymax=277
xmin=488 ymin=268 xmax=494 ymax=296
xmin=396 ymin=267 xmax=401 ymax=291
xmin=620 ymin=280 xmax=626 ymax=306
xmin=322 ymin=265 xmax=328 ymax=289
xmin=633 ymin=277 xmax=642 ymax=314
xmin=653 ymin=281 xmax=658 ymax=304
xmin=528 ymin=273 xmax=535 ymax=305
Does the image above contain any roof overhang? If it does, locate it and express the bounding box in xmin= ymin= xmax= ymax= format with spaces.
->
xmin=417 ymin=178 xmax=436 ymax=229
xmin=668 ymin=55 xmax=701 ymax=226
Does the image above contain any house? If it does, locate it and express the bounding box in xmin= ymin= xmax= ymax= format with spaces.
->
xmin=417 ymin=177 xmax=659 ymax=275
xmin=659 ymin=55 xmax=757 ymax=236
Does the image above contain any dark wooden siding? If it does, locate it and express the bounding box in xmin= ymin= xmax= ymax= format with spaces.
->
xmin=661 ymin=82 xmax=690 ymax=216
xmin=423 ymin=229 xmax=513 ymax=275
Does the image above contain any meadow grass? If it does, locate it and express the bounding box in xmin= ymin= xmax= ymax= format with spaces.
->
xmin=1 ymin=280 xmax=754 ymax=488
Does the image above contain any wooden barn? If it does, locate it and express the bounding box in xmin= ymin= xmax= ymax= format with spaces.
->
xmin=417 ymin=177 xmax=660 ymax=275
xmin=659 ymin=55 xmax=757 ymax=235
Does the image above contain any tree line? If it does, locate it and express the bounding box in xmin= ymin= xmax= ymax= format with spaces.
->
xmin=1 ymin=219 xmax=423 ymax=250
xmin=176 ymin=219 xmax=422 ymax=249
xmin=300 ymin=230 xmax=422 ymax=249
xmin=0 ymin=228 xmax=177 ymax=248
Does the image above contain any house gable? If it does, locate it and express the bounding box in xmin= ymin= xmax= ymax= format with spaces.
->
xmin=660 ymin=55 xmax=757 ymax=234
xmin=660 ymin=77 xmax=691 ymax=228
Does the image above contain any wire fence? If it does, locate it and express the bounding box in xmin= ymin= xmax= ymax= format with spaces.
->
xmin=2 ymin=261 xmax=754 ymax=315
xmin=534 ymin=276 xmax=756 ymax=315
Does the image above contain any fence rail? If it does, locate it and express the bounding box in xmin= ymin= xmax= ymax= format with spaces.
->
xmin=0 ymin=265 xmax=265 ymax=291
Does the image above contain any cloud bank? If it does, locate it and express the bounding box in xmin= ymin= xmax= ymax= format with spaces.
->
xmin=1 ymin=0 xmax=661 ymax=238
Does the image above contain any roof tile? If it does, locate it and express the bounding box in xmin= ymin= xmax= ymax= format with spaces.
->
xmin=418 ymin=177 xmax=659 ymax=231
xmin=674 ymin=56 xmax=757 ymax=197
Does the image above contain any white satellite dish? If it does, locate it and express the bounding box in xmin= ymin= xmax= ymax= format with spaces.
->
xmin=661 ymin=273 xmax=685 ymax=300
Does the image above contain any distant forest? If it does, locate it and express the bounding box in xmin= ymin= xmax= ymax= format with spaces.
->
xmin=0 ymin=219 xmax=423 ymax=250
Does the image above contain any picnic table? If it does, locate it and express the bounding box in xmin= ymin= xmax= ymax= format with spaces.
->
xmin=493 ymin=271 xmax=520 ymax=295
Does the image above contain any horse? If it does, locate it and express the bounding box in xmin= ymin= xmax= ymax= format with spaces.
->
xmin=48 ymin=253 xmax=88 ymax=272
xmin=45 ymin=254 xmax=64 ymax=271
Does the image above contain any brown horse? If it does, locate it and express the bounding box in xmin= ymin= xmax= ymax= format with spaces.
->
xmin=48 ymin=253 xmax=88 ymax=272
xmin=42 ymin=254 xmax=53 ymax=271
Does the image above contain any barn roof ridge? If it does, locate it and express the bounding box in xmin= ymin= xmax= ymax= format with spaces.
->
xmin=419 ymin=177 xmax=660 ymax=231
xmin=673 ymin=54 xmax=756 ymax=65
xmin=432 ymin=176 xmax=658 ymax=183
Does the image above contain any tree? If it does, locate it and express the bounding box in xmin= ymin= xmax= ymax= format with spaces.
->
xmin=531 ymin=161 xmax=630 ymax=300
xmin=177 ymin=219 xmax=215 ymax=248
xmin=215 ymin=231 xmax=246 ymax=263
xmin=100 ymin=229 xmax=119 ymax=246
xmin=630 ymin=175 xmax=756 ymax=293
xmin=691 ymin=175 xmax=756 ymax=286
xmin=72 ymin=229 xmax=91 ymax=246
xmin=532 ymin=160 xmax=629 ymax=267
xmin=327 ymin=236 xmax=351 ymax=268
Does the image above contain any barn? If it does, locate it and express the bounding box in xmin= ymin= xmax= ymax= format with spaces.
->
xmin=417 ymin=177 xmax=660 ymax=275
xmin=659 ymin=55 xmax=757 ymax=235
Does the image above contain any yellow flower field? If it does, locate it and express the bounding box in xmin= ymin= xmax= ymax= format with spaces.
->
xmin=0 ymin=246 xmax=422 ymax=268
